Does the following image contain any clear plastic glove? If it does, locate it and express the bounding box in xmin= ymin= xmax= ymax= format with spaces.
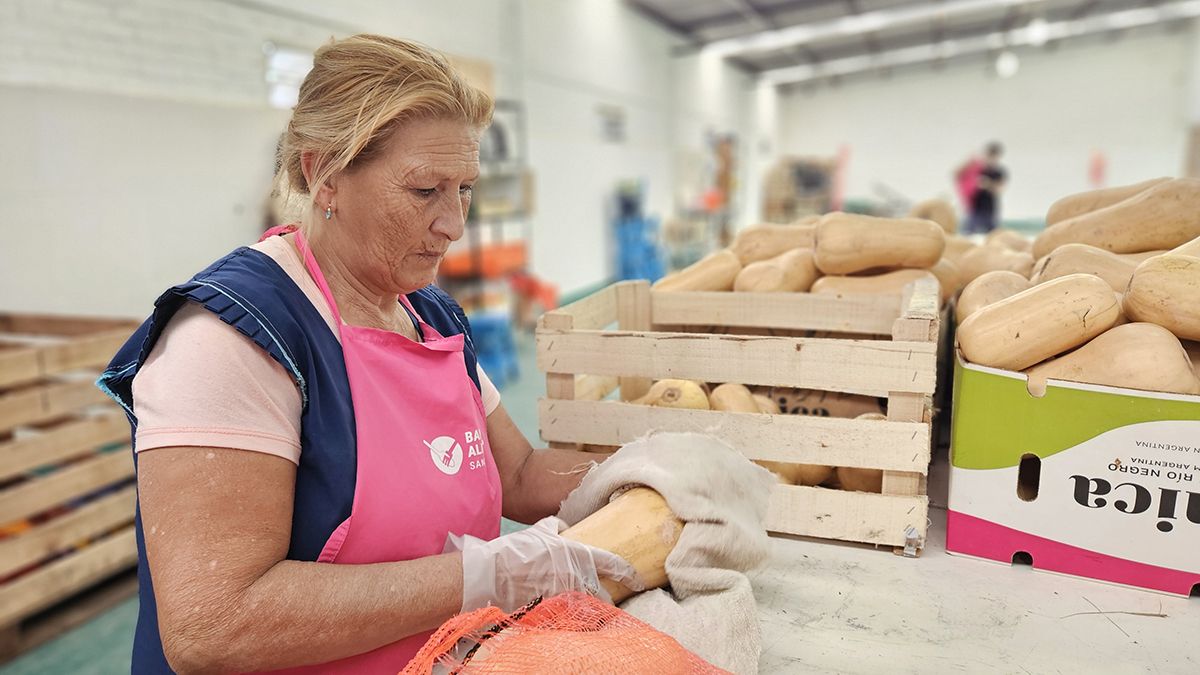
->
xmin=446 ymin=516 xmax=644 ymax=613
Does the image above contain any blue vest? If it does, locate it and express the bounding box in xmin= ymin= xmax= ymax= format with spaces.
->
xmin=97 ymin=245 xmax=479 ymax=674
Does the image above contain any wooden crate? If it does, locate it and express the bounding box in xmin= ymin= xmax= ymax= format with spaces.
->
xmin=0 ymin=313 xmax=139 ymax=659
xmin=536 ymin=280 xmax=939 ymax=554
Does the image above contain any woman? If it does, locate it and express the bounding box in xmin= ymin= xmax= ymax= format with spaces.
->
xmin=100 ymin=35 xmax=639 ymax=674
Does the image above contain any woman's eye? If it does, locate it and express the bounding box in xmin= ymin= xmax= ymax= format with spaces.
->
xmin=414 ymin=188 xmax=438 ymax=198
xmin=459 ymin=185 xmax=474 ymax=196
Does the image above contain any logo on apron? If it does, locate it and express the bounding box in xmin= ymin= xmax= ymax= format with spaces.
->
xmin=425 ymin=436 xmax=464 ymax=475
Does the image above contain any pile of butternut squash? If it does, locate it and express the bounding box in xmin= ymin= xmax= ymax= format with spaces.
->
xmin=653 ymin=211 xmax=957 ymax=307
xmin=628 ymin=378 xmax=886 ymax=494
xmin=955 ymin=177 xmax=1200 ymax=397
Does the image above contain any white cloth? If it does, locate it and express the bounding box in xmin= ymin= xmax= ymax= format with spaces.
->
xmin=558 ymin=432 xmax=776 ymax=675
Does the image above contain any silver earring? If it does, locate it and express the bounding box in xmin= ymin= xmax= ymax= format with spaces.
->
xmin=324 ymin=204 xmax=333 ymax=220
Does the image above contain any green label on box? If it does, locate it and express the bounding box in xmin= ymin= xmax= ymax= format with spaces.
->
xmin=952 ymin=358 xmax=1200 ymax=470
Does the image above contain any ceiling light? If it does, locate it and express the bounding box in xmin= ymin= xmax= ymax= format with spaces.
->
xmin=995 ymin=50 xmax=1020 ymax=78
xmin=1025 ymin=18 xmax=1049 ymax=46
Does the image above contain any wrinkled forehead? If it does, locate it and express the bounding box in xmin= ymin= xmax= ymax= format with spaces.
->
xmin=383 ymin=119 xmax=481 ymax=180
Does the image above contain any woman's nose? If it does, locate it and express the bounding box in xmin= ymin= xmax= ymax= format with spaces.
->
xmin=431 ymin=192 xmax=466 ymax=241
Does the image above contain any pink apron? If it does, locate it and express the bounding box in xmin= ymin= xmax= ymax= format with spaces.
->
xmin=275 ymin=230 xmax=502 ymax=673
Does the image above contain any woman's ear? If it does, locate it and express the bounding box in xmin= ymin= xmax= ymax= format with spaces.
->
xmin=301 ymin=151 xmax=337 ymax=208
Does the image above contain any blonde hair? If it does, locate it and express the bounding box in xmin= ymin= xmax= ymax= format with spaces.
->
xmin=275 ymin=35 xmax=493 ymax=219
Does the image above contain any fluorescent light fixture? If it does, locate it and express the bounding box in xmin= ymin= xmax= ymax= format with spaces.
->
xmin=995 ymin=50 xmax=1020 ymax=77
xmin=264 ymin=42 xmax=313 ymax=110
xmin=704 ymin=0 xmax=1033 ymax=58
xmin=1025 ymin=17 xmax=1049 ymax=47
xmin=762 ymin=0 xmax=1200 ymax=86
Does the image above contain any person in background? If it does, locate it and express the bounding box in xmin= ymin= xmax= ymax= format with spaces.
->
xmin=965 ymin=142 xmax=1007 ymax=234
xmin=953 ymin=151 xmax=983 ymax=216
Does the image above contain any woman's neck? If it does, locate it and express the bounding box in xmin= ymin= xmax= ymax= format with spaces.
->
xmin=298 ymin=230 xmax=415 ymax=336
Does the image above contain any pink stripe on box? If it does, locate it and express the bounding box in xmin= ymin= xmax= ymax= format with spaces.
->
xmin=946 ymin=510 xmax=1200 ymax=596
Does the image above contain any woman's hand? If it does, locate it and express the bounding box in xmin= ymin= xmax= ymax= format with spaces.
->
xmin=450 ymin=516 xmax=643 ymax=612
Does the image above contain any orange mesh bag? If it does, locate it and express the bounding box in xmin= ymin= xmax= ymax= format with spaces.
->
xmin=402 ymin=592 xmax=730 ymax=674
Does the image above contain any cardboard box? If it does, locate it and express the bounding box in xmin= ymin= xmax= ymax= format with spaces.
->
xmin=946 ymin=354 xmax=1200 ymax=595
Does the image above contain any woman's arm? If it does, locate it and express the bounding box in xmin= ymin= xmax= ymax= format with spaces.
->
xmin=138 ymin=446 xmax=462 ymax=674
xmin=487 ymin=404 xmax=602 ymax=524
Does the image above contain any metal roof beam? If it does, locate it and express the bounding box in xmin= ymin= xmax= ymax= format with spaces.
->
xmin=761 ymin=0 xmax=1200 ymax=85
xmin=705 ymin=0 xmax=1039 ymax=57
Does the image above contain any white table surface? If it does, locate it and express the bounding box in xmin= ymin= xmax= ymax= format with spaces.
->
xmin=753 ymin=458 xmax=1199 ymax=674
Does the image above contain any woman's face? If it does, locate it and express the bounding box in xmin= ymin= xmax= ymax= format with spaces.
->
xmin=327 ymin=117 xmax=480 ymax=295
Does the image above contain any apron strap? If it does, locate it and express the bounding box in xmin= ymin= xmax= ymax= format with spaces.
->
xmin=293 ymin=230 xmax=346 ymax=328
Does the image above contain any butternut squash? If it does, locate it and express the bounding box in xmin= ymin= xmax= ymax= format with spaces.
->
xmin=731 ymin=223 xmax=816 ymax=265
xmin=1024 ymin=323 xmax=1200 ymax=397
xmin=1118 ymin=250 xmax=1168 ymax=264
xmin=1123 ymin=254 xmax=1200 ymax=340
xmin=955 ymin=270 xmax=1031 ymax=324
xmin=836 ymin=413 xmax=886 ymax=494
xmin=752 ymin=394 xmax=781 ymax=415
xmin=986 ymin=229 xmax=1032 ymax=253
xmin=561 ymin=487 xmax=682 ymax=603
xmin=908 ymin=198 xmax=957 ymax=235
xmin=943 ymin=235 xmax=978 ymax=265
xmin=1030 ymin=243 xmax=1136 ymax=292
xmin=1033 ymin=178 xmax=1200 ymax=258
xmin=786 ymin=464 xmax=835 ymax=487
xmin=708 ymin=383 xmax=832 ymax=485
xmin=1183 ymin=340 xmax=1200 ymax=380
xmin=633 ymin=379 xmax=711 ymax=409
xmin=1045 ymin=177 xmax=1171 ymax=225
xmin=813 ymin=212 xmax=945 ymax=275
xmin=1170 ymin=236 xmax=1200 ymax=258
xmin=928 ymin=258 xmax=961 ymax=304
xmin=957 ymin=245 xmax=1035 ymax=283
xmin=733 ymin=248 xmax=818 ymax=292
xmin=708 ymin=383 xmax=759 ymax=412
xmin=652 ymin=250 xmax=741 ymax=292
xmin=957 ymin=274 xmax=1121 ymax=371
xmin=810 ymin=269 xmax=937 ymax=297
xmin=754 ymin=460 xmax=834 ymax=487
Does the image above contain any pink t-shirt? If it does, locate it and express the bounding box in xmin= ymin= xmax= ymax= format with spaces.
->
xmin=131 ymin=235 xmax=502 ymax=464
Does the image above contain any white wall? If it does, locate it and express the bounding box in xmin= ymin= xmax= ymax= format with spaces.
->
xmin=778 ymin=28 xmax=1194 ymax=220
xmin=0 ymin=86 xmax=287 ymax=317
xmin=0 ymin=0 xmax=759 ymax=316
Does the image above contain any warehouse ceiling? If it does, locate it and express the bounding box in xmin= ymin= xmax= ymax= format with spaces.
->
xmin=625 ymin=0 xmax=1199 ymax=84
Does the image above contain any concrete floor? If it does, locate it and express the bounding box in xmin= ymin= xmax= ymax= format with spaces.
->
xmin=5 ymin=332 xmax=1196 ymax=674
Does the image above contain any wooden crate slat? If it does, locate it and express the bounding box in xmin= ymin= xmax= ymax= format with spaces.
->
xmin=0 ymin=526 xmax=138 ymax=628
xmin=36 ymin=330 xmax=133 ymax=381
xmin=899 ymin=277 xmax=940 ymax=321
xmin=651 ymin=290 xmax=900 ymax=335
xmin=0 ymin=414 xmax=129 ymax=481
xmin=616 ymin=282 xmax=653 ymax=401
xmin=0 ymin=380 xmax=113 ymax=433
xmin=0 ymin=486 xmax=136 ymax=578
xmin=536 ymin=330 xmax=937 ymax=396
xmin=0 ymin=449 xmax=133 ymax=525
xmin=0 ymin=388 xmax=41 ymax=434
xmin=0 ymin=314 xmax=136 ymax=338
xmin=0 ymin=346 xmax=40 ymax=391
xmin=538 ymin=399 xmax=930 ymax=472
xmin=766 ymin=484 xmax=928 ymax=547
xmin=539 ymin=285 xmax=617 ymax=331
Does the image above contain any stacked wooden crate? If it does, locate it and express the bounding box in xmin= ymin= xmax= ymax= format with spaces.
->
xmin=537 ymin=279 xmax=938 ymax=555
xmin=0 ymin=314 xmax=138 ymax=659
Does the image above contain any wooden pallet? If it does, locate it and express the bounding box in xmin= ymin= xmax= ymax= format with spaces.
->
xmin=536 ymin=279 xmax=939 ymax=554
xmin=0 ymin=313 xmax=139 ymax=658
